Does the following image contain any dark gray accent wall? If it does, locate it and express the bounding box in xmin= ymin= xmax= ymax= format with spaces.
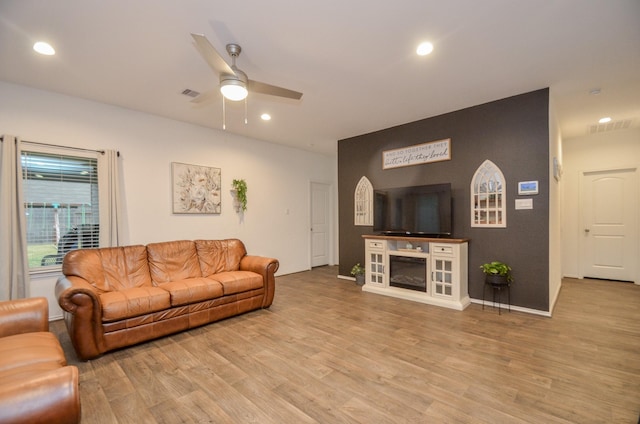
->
xmin=338 ymin=89 xmax=550 ymax=311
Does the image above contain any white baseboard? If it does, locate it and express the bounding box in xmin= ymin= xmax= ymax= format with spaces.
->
xmin=49 ymin=313 xmax=63 ymax=322
xmin=469 ymin=298 xmax=551 ymax=317
xmin=339 ymin=273 xmax=550 ymax=316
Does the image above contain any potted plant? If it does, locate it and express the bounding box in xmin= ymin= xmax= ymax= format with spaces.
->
xmin=231 ymin=179 xmax=247 ymax=212
xmin=351 ymin=263 xmax=365 ymax=285
xmin=480 ymin=261 xmax=512 ymax=285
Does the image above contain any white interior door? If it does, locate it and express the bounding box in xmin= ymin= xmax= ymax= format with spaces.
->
xmin=310 ymin=182 xmax=330 ymax=267
xmin=580 ymin=168 xmax=638 ymax=282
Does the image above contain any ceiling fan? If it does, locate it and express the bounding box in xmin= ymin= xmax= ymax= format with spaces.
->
xmin=190 ymin=33 xmax=303 ymax=103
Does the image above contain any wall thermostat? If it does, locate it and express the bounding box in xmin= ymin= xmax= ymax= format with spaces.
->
xmin=518 ymin=180 xmax=539 ymax=195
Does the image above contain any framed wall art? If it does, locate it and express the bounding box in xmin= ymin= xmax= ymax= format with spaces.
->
xmin=171 ymin=162 xmax=221 ymax=214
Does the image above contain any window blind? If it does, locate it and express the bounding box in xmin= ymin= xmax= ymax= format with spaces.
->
xmin=21 ymin=151 xmax=100 ymax=268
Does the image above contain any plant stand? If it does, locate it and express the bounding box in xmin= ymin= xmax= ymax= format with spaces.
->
xmin=482 ymin=278 xmax=511 ymax=314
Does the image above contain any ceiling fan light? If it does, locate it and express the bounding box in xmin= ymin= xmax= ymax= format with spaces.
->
xmin=33 ymin=41 xmax=55 ymax=55
xmin=598 ymin=116 xmax=612 ymax=124
xmin=220 ymin=80 xmax=248 ymax=101
xmin=417 ymin=41 xmax=433 ymax=56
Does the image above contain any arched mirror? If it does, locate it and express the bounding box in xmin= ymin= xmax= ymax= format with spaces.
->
xmin=471 ymin=160 xmax=506 ymax=227
xmin=354 ymin=176 xmax=373 ymax=226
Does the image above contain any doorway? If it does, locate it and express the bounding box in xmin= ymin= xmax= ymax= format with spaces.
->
xmin=580 ymin=167 xmax=638 ymax=282
xmin=310 ymin=182 xmax=331 ymax=267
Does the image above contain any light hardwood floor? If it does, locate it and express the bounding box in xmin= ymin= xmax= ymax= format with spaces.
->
xmin=51 ymin=266 xmax=640 ymax=423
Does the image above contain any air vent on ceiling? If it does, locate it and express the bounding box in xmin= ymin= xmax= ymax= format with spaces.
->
xmin=181 ymin=89 xmax=201 ymax=98
xmin=589 ymin=119 xmax=632 ymax=134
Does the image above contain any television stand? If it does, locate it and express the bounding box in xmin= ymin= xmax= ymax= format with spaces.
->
xmin=379 ymin=232 xmax=450 ymax=238
xmin=362 ymin=235 xmax=470 ymax=310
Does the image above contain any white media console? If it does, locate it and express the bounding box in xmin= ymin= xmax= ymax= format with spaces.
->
xmin=362 ymin=235 xmax=470 ymax=310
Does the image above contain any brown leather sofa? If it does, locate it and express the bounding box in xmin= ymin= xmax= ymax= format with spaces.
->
xmin=56 ymin=239 xmax=278 ymax=361
xmin=0 ymin=297 xmax=80 ymax=424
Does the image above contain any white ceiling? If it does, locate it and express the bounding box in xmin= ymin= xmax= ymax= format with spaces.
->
xmin=1 ymin=0 xmax=639 ymax=156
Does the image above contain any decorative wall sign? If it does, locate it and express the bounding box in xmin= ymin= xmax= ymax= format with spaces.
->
xmin=382 ymin=138 xmax=451 ymax=169
xmin=172 ymin=162 xmax=221 ymax=214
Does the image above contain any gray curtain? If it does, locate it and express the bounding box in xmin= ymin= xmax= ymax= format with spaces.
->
xmin=0 ymin=135 xmax=29 ymax=300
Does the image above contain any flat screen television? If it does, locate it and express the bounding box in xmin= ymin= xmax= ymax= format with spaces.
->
xmin=373 ymin=183 xmax=452 ymax=237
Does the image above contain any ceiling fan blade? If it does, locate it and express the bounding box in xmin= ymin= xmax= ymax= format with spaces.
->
xmin=190 ymin=88 xmax=217 ymax=104
xmin=190 ymin=33 xmax=235 ymax=76
xmin=248 ymin=80 xmax=303 ymax=100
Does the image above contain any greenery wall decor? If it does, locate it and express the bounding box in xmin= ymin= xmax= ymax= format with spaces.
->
xmin=232 ymin=179 xmax=248 ymax=212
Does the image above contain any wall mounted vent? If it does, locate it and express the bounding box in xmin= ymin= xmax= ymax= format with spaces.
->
xmin=181 ymin=89 xmax=200 ymax=98
xmin=589 ymin=119 xmax=632 ymax=134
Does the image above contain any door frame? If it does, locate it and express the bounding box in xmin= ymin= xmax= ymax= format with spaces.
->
xmin=309 ymin=180 xmax=335 ymax=268
xmin=578 ymin=165 xmax=639 ymax=284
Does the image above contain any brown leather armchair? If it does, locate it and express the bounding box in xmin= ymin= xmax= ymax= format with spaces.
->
xmin=0 ymin=297 xmax=80 ymax=424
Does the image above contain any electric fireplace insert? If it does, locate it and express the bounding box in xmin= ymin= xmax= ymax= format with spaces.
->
xmin=389 ymin=255 xmax=427 ymax=292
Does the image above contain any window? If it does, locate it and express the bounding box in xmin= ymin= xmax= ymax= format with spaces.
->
xmin=21 ymin=148 xmax=100 ymax=269
xmin=471 ymin=160 xmax=506 ymax=227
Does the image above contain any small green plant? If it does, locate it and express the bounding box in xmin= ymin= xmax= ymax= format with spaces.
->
xmin=350 ymin=263 xmax=365 ymax=276
xmin=232 ymin=179 xmax=247 ymax=212
xmin=480 ymin=261 xmax=512 ymax=282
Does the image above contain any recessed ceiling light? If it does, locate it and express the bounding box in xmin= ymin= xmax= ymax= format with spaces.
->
xmin=33 ymin=41 xmax=55 ymax=56
xmin=598 ymin=117 xmax=612 ymax=124
xmin=416 ymin=41 xmax=434 ymax=56
xmin=260 ymin=113 xmax=271 ymax=121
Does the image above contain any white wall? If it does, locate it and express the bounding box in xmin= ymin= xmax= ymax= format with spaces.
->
xmin=0 ymin=81 xmax=337 ymax=318
xmin=562 ymin=127 xmax=640 ymax=279
xmin=548 ymin=97 xmax=563 ymax=313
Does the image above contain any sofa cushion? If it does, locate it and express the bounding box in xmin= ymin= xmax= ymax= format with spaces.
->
xmin=63 ymin=245 xmax=152 ymax=292
xmin=0 ymin=361 xmax=63 ymax=385
xmin=195 ymin=239 xmax=247 ymax=276
xmin=159 ymin=277 xmax=224 ymax=307
xmin=0 ymin=332 xmax=66 ymax=373
xmin=100 ymin=287 xmax=171 ymax=322
xmin=147 ymin=240 xmax=202 ymax=284
xmin=211 ymin=271 xmax=263 ymax=295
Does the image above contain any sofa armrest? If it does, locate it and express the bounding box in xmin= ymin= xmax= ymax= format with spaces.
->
xmin=0 ymin=366 xmax=80 ymax=424
xmin=55 ymin=276 xmax=104 ymax=360
xmin=55 ymin=275 xmax=101 ymax=314
xmin=0 ymin=297 xmax=49 ymax=338
xmin=240 ymin=255 xmax=279 ymax=308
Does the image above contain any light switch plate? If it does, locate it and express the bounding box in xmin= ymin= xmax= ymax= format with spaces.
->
xmin=515 ymin=198 xmax=533 ymax=209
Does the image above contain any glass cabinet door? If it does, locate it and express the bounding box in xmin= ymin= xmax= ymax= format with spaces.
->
xmin=432 ymin=257 xmax=453 ymax=297
xmin=368 ymin=252 xmax=384 ymax=285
